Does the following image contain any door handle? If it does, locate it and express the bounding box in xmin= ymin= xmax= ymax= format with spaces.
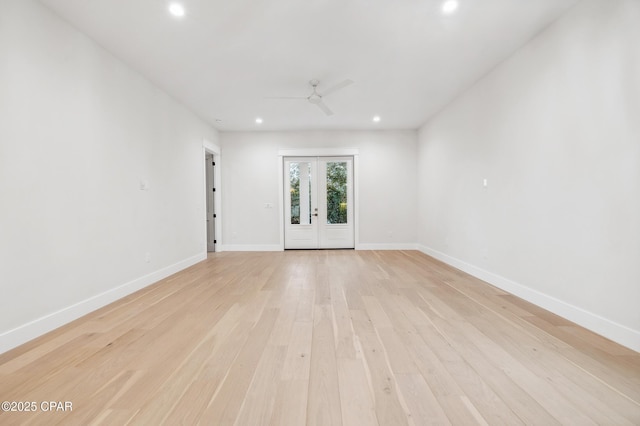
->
xmin=312 ymin=213 xmax=318 ymax=217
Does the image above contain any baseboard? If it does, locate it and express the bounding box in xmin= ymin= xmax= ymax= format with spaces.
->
xmin=219 ymin=243 xmax=419 ymax=251
xmin=356 ymin=243 xmax=419 ymax=250
xmin=417 ymin=245 xmax=640 ymax=353
xmin=219 ymin=244 xmax=283 ymax=252
xmin=0 ymin=252 xmax=206 ymax=355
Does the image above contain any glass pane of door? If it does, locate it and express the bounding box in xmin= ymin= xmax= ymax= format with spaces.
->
xmin=326 ymin=161 xmax=348 ymax=224
xmin=289 ymin=161 xmax=311 ymax=225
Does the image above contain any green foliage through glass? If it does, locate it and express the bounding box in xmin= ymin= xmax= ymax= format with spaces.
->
xmin=326 ymin=162 xmax=347 ymax=224
xmin=290 ymin=163 xmax=300 ymax=224
xmin=290 ymin=162 xmax=311 ymax=224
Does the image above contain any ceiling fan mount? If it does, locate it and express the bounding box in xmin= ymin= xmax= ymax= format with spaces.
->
xmin=266 ymin=78 xmax=354 ymax=116
xmin=307 ymin=80 xmax=322 ymax=104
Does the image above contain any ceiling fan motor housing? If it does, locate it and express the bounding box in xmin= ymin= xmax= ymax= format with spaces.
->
xmin=308 ymin=94 xmax=322 ymax=104
xmin=308 ymin=79 xmax=322 ymax=103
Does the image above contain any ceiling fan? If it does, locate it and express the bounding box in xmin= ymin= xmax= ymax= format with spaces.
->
xmin=266 ymin=79 xmax=354 ymax=116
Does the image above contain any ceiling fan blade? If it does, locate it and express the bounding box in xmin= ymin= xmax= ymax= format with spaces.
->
xmin=264 ymin=96 xmax=307 ymax=99
xmin=321 ymin=79 xmax=354 ymax=96
xmin=315 ymin=100 xmax=334 ymax=116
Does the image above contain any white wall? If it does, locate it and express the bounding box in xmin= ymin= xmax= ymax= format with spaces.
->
xmin=0 ymin=0 xmax=218 ymax=353
xmin=219 ymin=130 xmax=418 ymax=250
xmin=417 ymin=0 xmax=640 ymax=351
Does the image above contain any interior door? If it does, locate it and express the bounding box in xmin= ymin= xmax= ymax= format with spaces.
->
xmin=284 ymin=157 xmax=354 ymax=249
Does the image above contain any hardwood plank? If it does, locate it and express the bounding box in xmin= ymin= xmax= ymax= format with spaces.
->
xmin=198 ymin=308 xmax=279 ymax=424
xmin=281 ymin=321 xmax=313 ymax=381
xmin=0 ymin=251 xmax=638 ymax=425
xmin=351 ymin=319 xmax=410 ymax=426
xmin=306 ymin=304 xmax=343 ymax=426
xmin=234 ymin=344 xmax=287 ymax=425
xmin=415 ymin=319 xmax=532 ymax=425
xmin=336 ymin=357 xmax=378 ymax=426
xmin=270 ymin=379 xmax=309 ymax=426
xmin=396 ymin=373 xmax=451 ymax=425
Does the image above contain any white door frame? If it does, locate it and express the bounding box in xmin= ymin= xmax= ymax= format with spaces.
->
xmin=203 ymin=139 xmax=222 ymax=253
xmin=205 ymin=152 xmax=215 ymax=252
xmin=277 ymin=148 xmax=360 ymax=250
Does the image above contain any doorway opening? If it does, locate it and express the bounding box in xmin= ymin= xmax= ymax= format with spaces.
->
xmin=205 ymin=152 xmax=216 ymax=252
xmin=284 ymin=156 xmax=354 ymax=249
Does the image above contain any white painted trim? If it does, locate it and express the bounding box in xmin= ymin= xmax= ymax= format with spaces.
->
xmin=219 ymin=244 xmax=283 ymax=252
xmin=203 ymin=139 xmax=220 ymax=154
xmin=0 ymin=253 xmax=206 ymax=355
xmin=417 ymin=244 xmax=640 ymax=353
xmin=353 ymin=154 xmax=360 ymax=249
xmin=278 ymin=148 xmax=359 ymax=157
xmin=357 ymin=243 xmax=418 ymax=250
xmin=202 ymin=147 xmax=210 ymax=253
xmin=277 ymin=155 xmax=285 ymax=250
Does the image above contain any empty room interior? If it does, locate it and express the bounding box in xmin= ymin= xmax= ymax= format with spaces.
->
xmin=1 ymin=0 xmax=639 ymax=424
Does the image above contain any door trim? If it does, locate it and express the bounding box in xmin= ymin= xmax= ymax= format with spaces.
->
xmin=277 ymin=148 xmax=360 ymax=250
xmin=203 ymin=139 xmax=221 ymax=253
xmin=205 ymin=153 xmax=216 ymax=252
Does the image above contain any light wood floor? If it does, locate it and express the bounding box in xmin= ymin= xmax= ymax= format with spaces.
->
xmin=1 ymin=251 xmax=639 ymax=425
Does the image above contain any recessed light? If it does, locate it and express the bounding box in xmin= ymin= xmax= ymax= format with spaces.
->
xmin=255 ymin=117 xmax=263 ymax=124
xmin=373 ymin=116 xmax=381 ymax=123
xmin=442 ymin=0 xmax=458 ymax=15
xmin=168 ymin=2 xmax=185 ymax=17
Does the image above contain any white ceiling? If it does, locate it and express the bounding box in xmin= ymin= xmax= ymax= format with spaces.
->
xmin=39 ymin=0 xmax=579 ymax=131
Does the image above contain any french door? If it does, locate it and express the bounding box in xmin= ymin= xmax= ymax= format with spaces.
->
xmin=284 ymin=157 xmax=354 ymax=249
